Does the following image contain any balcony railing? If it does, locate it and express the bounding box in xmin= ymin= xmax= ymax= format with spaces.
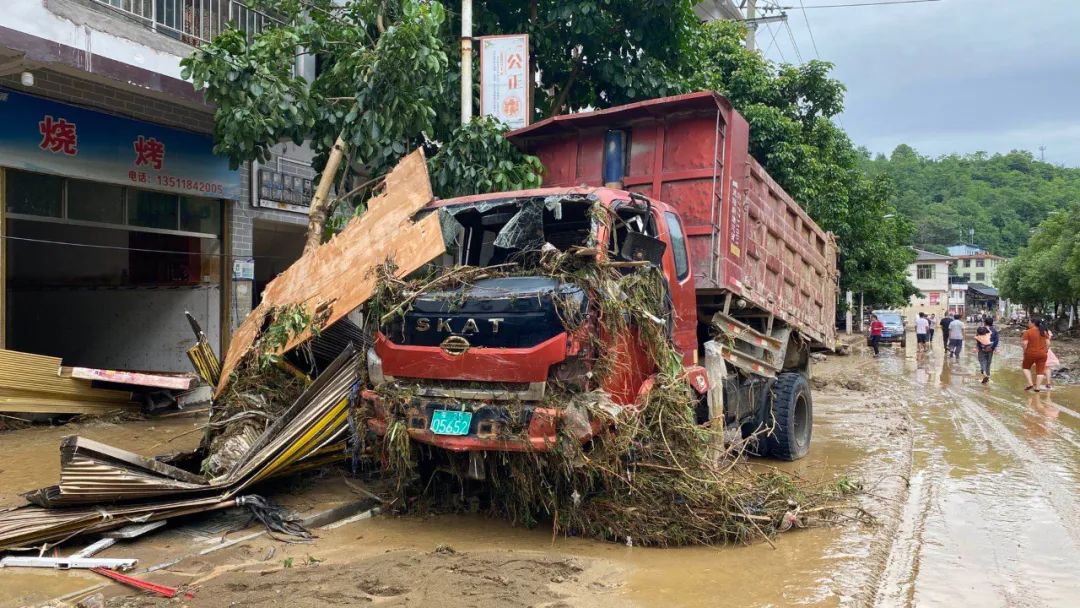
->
xmin=89 ymin=0 xmax=281 ymax=46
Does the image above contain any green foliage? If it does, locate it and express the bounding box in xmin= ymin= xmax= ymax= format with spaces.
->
xmin=256 ymin=303 xmax=319 ymax=369
xmin=864 ymin=145 xmax=1080 ymax=257
xmin=429 ymin=116 xmax=543 ymax=198
xmin=182 ymin=0 xmax=449 ymax=180
xmin=997 ymin=204 xmax=1080 ymax=313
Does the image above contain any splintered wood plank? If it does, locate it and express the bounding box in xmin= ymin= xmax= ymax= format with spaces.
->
xmin=63 ymin=367 xmax=195 ymax=391
xmin=215 ymin=149 xmax=446 ymax=394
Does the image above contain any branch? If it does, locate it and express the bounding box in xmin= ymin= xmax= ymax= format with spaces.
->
xmin=549 ymin=59 xmax=583 ymax=116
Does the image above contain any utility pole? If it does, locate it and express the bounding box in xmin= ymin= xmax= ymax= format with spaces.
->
xmin=745 ymin=0 xmax=757 ymax=50
xmin=460 ymin=0 xmax=473 ymax=125
xmin=1039 ymin=145 xmax=1046 ymax=162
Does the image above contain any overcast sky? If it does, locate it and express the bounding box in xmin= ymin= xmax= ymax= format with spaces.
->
xmin=757 ymin=0 xmax=1080 ymax=166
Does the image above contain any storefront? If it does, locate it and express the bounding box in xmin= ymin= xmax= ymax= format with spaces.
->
xmin=0 ymin=89 xmax=240 ymax=371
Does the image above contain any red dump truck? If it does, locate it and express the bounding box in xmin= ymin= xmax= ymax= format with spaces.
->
xmin=363 ymin=92 xmax=838 ymax=463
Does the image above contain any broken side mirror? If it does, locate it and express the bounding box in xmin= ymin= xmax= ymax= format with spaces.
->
xmin=619 ymin=231 xmax=667 ymax=267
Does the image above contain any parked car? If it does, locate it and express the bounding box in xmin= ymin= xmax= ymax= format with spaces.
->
xmin=867 ymin=310 xmax=907 ymax=348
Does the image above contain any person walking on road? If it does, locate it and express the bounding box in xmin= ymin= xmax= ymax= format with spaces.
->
xmin=940 ymin=313 xmax=953 ymax=352
xmin=975 ymin=316 xmax=999 ymax=384
xmin=927 ymin=314 xmax=936 ymax=348
xmin=1021 ymin=317 xmax=1051 ymax=391
xmin=915 ymin=313 xmax=930 ymax=353
xmin=948 ymin=314 xmax=965 ymax=359
xmin=869 ymin=314 xmax=884 ymax=357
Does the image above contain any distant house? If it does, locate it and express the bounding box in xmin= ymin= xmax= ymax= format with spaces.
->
xmin=905 ymin=249 xmax=953 ymax=321
xmin=947 ymin=244 xmax=987 ymax=256
xmin=953 ymin=252 xmax=1007 ymax=288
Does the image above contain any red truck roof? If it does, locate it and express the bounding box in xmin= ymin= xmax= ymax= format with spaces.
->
xmin=507 ymin=92 xmax=838 ymax=348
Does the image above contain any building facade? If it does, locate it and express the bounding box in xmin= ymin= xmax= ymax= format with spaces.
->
xmin=904 ymin=248 xmax=952 ymax=321
xmin=952 ymin=252 xmax=1005 ymax=288
xmin=0 ymin=0 xmax=311 ymax=371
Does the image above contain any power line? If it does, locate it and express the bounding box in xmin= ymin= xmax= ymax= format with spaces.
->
xmin=0 ymin=234 xmax=296 ymax=259
xmin=763 ymin=22 xmax=787 ymax=62
xmin=782 ymin=0 xmax=941 ymax=8
xmin=783 ymin=19 xmax=804 ymax=63
xmin=797 ymin=0 xmax=822 ymax=59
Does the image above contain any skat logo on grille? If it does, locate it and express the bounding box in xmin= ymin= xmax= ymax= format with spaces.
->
xmin=415 ymin=317 xmax=504 ymax=334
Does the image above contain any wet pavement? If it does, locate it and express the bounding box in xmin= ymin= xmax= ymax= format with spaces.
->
xmin=875 ymin=340 xmax=1080 ymax=608
xmin=2 ymin=336 xmax=1079 ymax=607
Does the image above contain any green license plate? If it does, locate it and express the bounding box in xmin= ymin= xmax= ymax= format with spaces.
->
xmin=430 ymin=410 xmax=473 ymax=436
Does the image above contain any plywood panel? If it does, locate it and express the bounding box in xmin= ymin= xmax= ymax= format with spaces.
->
xmin=215 ymin=149 xmax=446 ymax=393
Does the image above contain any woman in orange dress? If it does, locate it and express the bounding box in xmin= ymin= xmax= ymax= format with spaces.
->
xmin=1021 ymin=318 xmax=1050 ymax=391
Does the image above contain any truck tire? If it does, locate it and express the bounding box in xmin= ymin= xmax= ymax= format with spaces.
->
xmin=763 ymin=372 xmax=812 ymax=461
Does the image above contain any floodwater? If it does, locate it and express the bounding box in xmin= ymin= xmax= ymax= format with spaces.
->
xmin=2 ymin=338 xmax=1080 ymax=607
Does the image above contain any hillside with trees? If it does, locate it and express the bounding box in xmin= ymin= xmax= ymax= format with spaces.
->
xmin=863 ymin=145 xmax=1080 ymax=257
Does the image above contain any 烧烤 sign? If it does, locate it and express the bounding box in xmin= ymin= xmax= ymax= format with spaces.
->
xmin=0 ymin=89 xmax=241 ymax=200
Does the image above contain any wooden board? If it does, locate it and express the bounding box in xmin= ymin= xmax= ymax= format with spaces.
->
xmin=215 ymin=149 xmax=446 ymax=394
xmin=61 ymin=367 xmax=195 ymax=391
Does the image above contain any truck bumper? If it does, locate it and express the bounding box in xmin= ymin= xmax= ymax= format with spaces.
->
xmin=362 ymin=389 xmax=599 ymax=453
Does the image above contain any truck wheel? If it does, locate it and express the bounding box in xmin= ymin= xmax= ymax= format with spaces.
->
xmin=763 ymin=372 xmax=812 ymax=461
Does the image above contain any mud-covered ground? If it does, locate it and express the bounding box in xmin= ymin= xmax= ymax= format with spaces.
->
xmin=3 ymin=333 xmax=1080 ymax=608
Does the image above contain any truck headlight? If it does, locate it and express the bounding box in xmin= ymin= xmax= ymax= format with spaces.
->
xmin=367 ymin=347 xmax=386 ymax=386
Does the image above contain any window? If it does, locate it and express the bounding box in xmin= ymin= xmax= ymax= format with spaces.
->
xmin=68 ymin=179 xmax=124 ymax=224
xmin=963 ymin=259 xmax=971 ymax=268
xmin=180 ymin=196 xmax=221 ymax=235
xmin=917 ymin=264 xmax=934 ymax=280
xmin=976 ymin=273 xmax=986 ymax=281
xmin=128 ymin=190 xmax=179 ymax=230
xmin=976 ymin=259 xmax=985 ymax=268
xmin=664 ymin=212 xmax=689 ymax=280
xmin=5 ymin=170 xmax=63 ymax=217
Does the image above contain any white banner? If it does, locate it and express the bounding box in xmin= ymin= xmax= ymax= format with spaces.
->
xmin=479 ymin=35 xmax=530 ymax=130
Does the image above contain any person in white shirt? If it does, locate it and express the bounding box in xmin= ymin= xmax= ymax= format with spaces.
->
xmin=915 ymin=312 xmax=930 ymax=353
xmin=948 ymin=314 xmax=965 ymax=359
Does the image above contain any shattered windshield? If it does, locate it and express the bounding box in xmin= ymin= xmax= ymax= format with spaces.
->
xmin=438 ymin=195 xmax=597 ymax=267
xmin=436 ymin=194 xmax=663 ymax=269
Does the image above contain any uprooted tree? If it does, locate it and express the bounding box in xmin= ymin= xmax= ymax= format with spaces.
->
xmin=182 ymin=0 xmax=913 ymax=303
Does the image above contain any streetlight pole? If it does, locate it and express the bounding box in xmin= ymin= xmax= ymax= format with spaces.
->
xmin=460 ymin=0 xmax=473 ymax=126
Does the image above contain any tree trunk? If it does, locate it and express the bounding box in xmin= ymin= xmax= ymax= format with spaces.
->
xmin=304 ymin=135 xmax=348 ymax=254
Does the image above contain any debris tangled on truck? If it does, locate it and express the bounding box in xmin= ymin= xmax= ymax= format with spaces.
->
xmin=357 ymin=206 xmax=862 ymax=546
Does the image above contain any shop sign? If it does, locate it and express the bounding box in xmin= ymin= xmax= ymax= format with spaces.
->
xmin=0 ymin=89 xmax=241 ymax=200
xmin=256 ymin=167 xmax=314 ymax=214
xmin=479 ymin=34 xmax=530 ymax=130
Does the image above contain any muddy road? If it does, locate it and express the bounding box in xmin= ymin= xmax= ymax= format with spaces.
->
xmin=3 ymin=335 xmax=1080 ymax=608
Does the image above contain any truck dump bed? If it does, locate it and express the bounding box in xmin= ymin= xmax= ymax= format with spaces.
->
xmin=508 ymin=92 xmax=837 ymax=348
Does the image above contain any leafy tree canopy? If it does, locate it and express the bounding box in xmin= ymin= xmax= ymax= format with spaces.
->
xmin=863 ymin=145 xmax=1080 ymax=257
xmin=997 ymin=203 xmax=1080 ymax=316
